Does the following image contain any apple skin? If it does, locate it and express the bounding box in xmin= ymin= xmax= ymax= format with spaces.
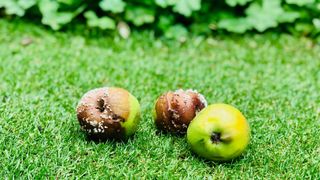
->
xmin=187 ymin=104 xmax=250 ymax=161
xmin=76 ymin=87 xmax=140 ymax=140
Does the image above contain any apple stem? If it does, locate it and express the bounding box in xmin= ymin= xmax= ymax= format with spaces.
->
xmin=211 ymin=132 xmax=221 ymax=144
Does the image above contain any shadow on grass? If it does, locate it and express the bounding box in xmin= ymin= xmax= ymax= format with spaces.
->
xmin=194 ymin=150 xmax=247 ymax=167
xmin=154 ymin=128 xmax=186 ymax=138
xmin=84 ymin=133 xmax=137 ymax=144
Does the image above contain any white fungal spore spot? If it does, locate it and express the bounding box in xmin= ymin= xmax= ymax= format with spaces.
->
xmin=77 ymin=87 xmax=109 ymax=107
xmin=104 ymin=87 xmax=109 ymax=96
xmin=186 ymin=89 xmax=208 ymax=108
xmin=174 ymin=89 xmax=184 ymax=94
xmin=93 ymin=128 xmax=98 ymax=133
xmin=197 ymin=94 xmax=207 ymax=108
xmin=172 ymin=110 xmax=180 ymax=120
xmin=89 ymin=120 xmax=98 ymax=127
xmin=100 ymin=113 xmax=110 ymax=120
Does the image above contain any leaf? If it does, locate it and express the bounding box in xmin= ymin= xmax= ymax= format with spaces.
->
xmin=155 ymin=0 xmax=201 ymax=16
xmin=125 ymin=7 xmax=155 ymax=26
xmin=226 ymin=0 xmax=252 ymax=7
xmin=39 ymin=0 xmax=72 ymax=30
xmin=155 ymin=0 xmax=177 ymax=8
xmin=294 ymin=22 xmax=314 ymax=34
xmin=83 ymin=11 xmax=96 ymax=20
xmin=99 ymin=0 xmax=126 ymax=13
xmin=218 ymin=17 xmax=252 ymax=33
xmin=173 ymin=0 xmax=201 ymax=17
xmin=44 ymin=13 xmax=74 ymax=30
xmin=278 ymin=11 xmax=300 ymax=23
xmin=190 ymin=22 xmax=211 ymax=34
xmin=84 ymin=11 xmax=116 ymax=30
xmin=313 ymin=18 xmax=320 ymax=30
xmin=157 ymin=15 xmax=174 ymax=31
xmin=18 ymin=0 xmax=36 ymax=9
xmin=96 ymin=17 xmax=116 ymax=30
xmin=57 ymin=0 xmax=83 ymax=9
xmin=245 ymin=0 xmax=283 ymax=32
xmin=286 ymin=0 xmax=315 ymax=6
xmin=39 ymin=0 xmax=84 ymax=30
xmin=39 ymin=0 xmax=59 ymax=15
xmin=0 ymin=0 xmax=25 ymax=16
xmin=164 ymin=24 xmax=188 ymax=42
xmin=57 ymin=0 xmax=78 ymax=5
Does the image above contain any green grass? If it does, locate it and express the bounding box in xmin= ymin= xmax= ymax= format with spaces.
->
xmin=0 ymin=19 xmax=319 ymax=179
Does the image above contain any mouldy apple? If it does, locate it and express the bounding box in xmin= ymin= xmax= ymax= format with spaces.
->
xmin=154 ymin=89 xmax=207 ymax=134
xmin=76 ymin=87 xmax=140 ymax=139
xmin=187 ymin=104 xmax=250 ymax=161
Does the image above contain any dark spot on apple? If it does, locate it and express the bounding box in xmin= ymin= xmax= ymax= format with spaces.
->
xmin=197 ymin=138 xmax=205 ymax=143
xmin=96 ymin=98 xmax=105 ymax=112
xmin=211 ymin=132 xmax=221 ymax=144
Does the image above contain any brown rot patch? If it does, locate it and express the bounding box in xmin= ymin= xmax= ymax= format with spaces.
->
xmin=76 ymin=87 xmax=131 ymax=140
xmin=154 ymin=89 xmax=207 ymax=134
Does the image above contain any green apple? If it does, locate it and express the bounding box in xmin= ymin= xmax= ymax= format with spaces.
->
xmin=187 ymin=104 xmax=250 ymax=161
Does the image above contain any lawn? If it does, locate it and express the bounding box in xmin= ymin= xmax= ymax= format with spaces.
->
xmin=0 ymin=19 xmax=319 ymax=179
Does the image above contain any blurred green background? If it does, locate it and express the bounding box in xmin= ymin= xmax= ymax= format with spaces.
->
xmin=1 ymin=0 xmax=320 ymax=40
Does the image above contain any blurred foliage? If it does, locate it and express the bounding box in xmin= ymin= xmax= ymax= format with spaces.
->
xmin=0 ymin=0 xmax=319 ymax=39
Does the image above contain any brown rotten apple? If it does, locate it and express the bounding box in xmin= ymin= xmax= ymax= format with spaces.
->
xmin=154 ymin=89 xmax=207 ymax=134
xmin=76 ymin=87 xmax=140 ymax=139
